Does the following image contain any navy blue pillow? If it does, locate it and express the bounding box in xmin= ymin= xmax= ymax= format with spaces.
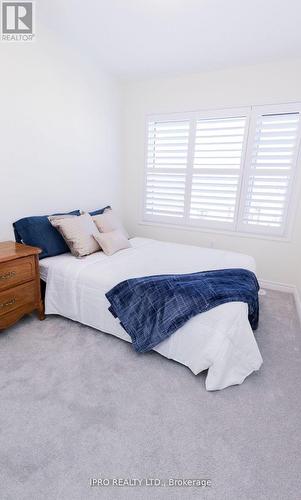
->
xmin=13 ymin=210 xmax=80 ymax=259
xmin=89 ymin=205 xmax=111 ymax=216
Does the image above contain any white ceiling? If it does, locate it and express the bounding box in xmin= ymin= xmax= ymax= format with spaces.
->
xmin=40 ymin=0 xmax=301 ymax=79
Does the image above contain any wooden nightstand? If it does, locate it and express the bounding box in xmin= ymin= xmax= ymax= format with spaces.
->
xmin=0 ymin=241 xmax=45 ymax=331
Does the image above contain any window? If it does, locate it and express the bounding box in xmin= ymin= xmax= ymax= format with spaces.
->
xmin=145 ymin=119 xmax=190 ymax=221
xmin=189 ymin=110 xmax=248 ymax=230
xmin=238 ymin=104 xmax=301 ymax=236
xmin=143 ymin=103 xmax=301 ymax=238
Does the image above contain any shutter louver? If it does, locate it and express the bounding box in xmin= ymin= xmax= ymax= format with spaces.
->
xmin=189 ymin=116 xmax=247 ymax=228
xmin=240 ymin=111 xmax=301 ymax=234
xmin=144 ymin=105 xmax=301 ymax=237
xmin=144 ymin=120 xmax=190 ymax=222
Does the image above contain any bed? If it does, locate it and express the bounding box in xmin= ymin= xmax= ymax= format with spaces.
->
xmin=40 ymin=237 xmax=263 ymax=391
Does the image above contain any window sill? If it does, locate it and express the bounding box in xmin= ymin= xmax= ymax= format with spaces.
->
xmin=138 ymin=220 xmax=292 ymax=243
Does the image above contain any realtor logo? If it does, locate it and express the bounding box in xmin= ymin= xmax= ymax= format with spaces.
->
xmin=1 ymin=1 xmax=35 ymax=41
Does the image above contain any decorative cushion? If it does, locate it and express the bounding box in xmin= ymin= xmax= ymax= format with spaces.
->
xmin=49 ymin=213 xmax=101 ymax=258
xmin=94 ymin=230 xmax=131 ymax=256
xmin=89 ymin=205 xmax=111 ymax=216
xmin=13 ymin=210 xmax=80 ymax=259
xmin=92 ymin=208 xmax=129 ymax=238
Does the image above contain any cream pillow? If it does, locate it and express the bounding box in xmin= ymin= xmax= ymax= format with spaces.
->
xmin=92 ymin=208 xmax=129 ymax=238
xmin=49 ymin=213 xmax=101 ymax=258
xmin=94 ymin=229 xmax=131 ymax=256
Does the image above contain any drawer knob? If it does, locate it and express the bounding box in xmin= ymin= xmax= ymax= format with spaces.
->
xmin=0 ymin=271 xmax=16 ymax=281
xmin=0 ymin=297 xmax=16 ymax=308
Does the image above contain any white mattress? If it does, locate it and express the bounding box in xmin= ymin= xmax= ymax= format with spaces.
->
xmin=40 ymin=237 xmax=263 ymax=390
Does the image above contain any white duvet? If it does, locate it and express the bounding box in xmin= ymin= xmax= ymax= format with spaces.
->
xmin=40 ymin=237 xmax=263 ymax=391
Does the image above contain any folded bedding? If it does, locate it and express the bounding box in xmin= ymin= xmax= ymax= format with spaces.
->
xmin=106 ymin=268 xmax=259 ymax=353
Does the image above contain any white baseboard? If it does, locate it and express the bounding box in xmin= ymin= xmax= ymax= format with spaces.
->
xmin=293 ymin=288 xmax=301 ymax=326
xmin=259 ymin=279 xmax=295 ymax=294
xmin=259 ymin=279 xmax=301 ymax=325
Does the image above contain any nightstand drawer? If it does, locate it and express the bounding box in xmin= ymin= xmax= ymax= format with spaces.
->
xmin=0 ymin=256 xmax=35 ymax=291
xmin=0 ymin=281 xmax=36 ymax=317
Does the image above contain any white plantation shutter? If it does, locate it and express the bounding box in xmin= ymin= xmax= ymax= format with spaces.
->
xmin=238 ymin=105 xmax=301 ymax=236
xmin=189 ymin=114 xmax=248 ymax=229
xmin=144 ymin=118 xmax=190 ymax=223
xmin=143 ymin=104 xmax=301 ymax=238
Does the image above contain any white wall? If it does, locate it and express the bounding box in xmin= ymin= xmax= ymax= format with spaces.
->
xmin=1 ymin=37 xmax=300 ymax=293
xmin=122 ymin=59 xmax=301 ymax=288
xmin=0 ymin=30 xmax=122 ymax=240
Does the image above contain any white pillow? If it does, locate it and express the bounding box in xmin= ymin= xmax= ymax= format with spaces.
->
xmin=92 ymin=208 xmax=129 ymax=238
xmin=94 ymin=229 xmax=131 ymax=256
xmin=49 ymin=213 xmax=101 ymax=258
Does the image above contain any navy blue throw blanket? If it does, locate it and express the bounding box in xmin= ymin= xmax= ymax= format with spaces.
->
xmin=106 ymin=268 xmax=259 ymax=353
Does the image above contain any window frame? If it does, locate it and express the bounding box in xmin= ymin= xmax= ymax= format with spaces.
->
xmin=141 ymin=103 xmax=301 ymax=241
